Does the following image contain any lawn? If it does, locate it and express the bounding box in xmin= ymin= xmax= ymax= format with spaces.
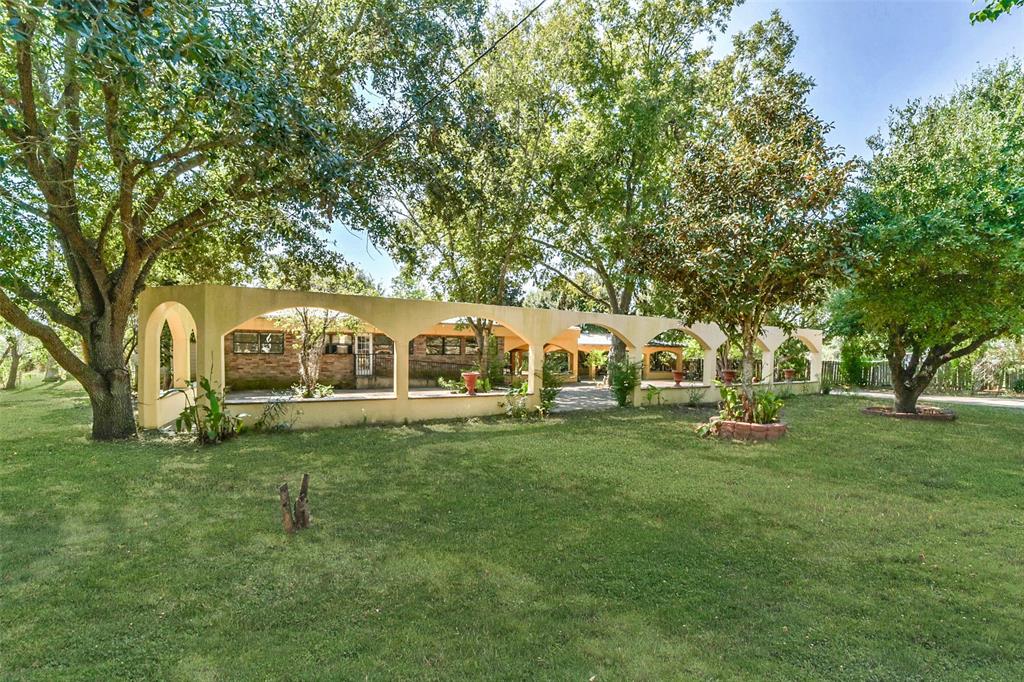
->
xmin=1 ymin=379 xmax=1022 ymax=680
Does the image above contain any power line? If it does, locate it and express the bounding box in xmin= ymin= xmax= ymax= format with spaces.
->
xmin=361 ymin=0 xmax=551 ymax=160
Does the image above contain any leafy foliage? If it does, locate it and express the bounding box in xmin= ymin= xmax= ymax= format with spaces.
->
xmin=632 ymin=13 xmax=853 ymax=410
xmin=174 ymin=377 xmax=243 ymax=444
xmin=0 ymin=0 xmax=482 ymax=438
xmin=539 ymin=356 xmax=564 ymax=415
xmin=833 ymin=59 xmax=1024 ymax=412
xmin=608 ymin=357 xmax=642 ymax=407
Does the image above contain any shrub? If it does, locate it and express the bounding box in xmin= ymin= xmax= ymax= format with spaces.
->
xmin=174 ymin=377 xmax=244 ymax=445
xmin=685 ymin=386 xmax=708 ymax=407
xmin=839 ymin=339 xmax=867 ymax=386
xmin=753 ymin=391 xmax=784 ymax=424
xmin=819 ymin=374 xmax=834 ymax=395
xmin=292 ymin=382 xmax=333 ymax=399
xmin=1013 ymin=377 xmax=1024 ymax=394
xmin=608 ymin=357 xmax=642 ymax=406
xmin=437 ymin=376 xmax=467 ymax=394
xmin=539 ymin=356 xmax=563 ymax=415
xmin=643 ymin=385 xmax=664 ymax=406
xmin=500 ymin=383 xmax=531 ymax=419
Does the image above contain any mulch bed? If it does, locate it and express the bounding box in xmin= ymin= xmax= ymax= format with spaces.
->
xmin=861 ymin=405 xmax=956 ymax=421
xmin=716 ymin=419 xmax=787 ymax=442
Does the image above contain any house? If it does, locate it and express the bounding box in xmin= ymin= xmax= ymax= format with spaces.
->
xmin=222 ymin=315 xmax=713 ymax=391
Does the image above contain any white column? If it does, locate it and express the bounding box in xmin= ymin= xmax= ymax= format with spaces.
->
xmin=809 ymin=351 xmax=822 ymax=382
xmin=702 ymin=347 xmax=718 ymax=385
xmin=761 ymin=350 xmax=775 ymax=386
xmin=527 ymin=344 xmax=541 ymax=408
xmin=394 ymin=336 xmax=410 ymax=400
xmin=138 ymin=314 xmax=160 ymax=429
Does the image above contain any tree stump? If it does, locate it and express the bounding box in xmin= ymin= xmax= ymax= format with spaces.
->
xmin=279 ymin=483 xmax=295 ymax=533
xmin=294 ymin=473 xmax=311 ymax=529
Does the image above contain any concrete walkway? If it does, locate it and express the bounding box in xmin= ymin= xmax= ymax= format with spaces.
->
xmin=834 ymin=390 xmax=1024 ymax=410
xmin=551 ymin=382 xmax=618 ymax=413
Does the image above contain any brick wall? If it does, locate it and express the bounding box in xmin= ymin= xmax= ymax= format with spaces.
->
xmin=224 ymin=330 xmax=506 ymax=390
xmin=224 ymin=331 xmax=356 ymax=390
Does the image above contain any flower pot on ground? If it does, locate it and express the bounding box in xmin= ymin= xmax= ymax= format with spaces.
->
xmin=461 ymin=371 xmax=480 ymax=395
xmin=783 ymin=368 xmax=796 ymax=382
xmin=672 ymin=370 xmax=684 ymax=387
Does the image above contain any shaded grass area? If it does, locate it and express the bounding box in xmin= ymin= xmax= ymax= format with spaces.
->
xmin=1 ymin=379 xmax=1022 ymax=680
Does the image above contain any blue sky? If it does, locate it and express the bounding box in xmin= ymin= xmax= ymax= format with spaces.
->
xmin=331 ymin=0 xmax=1024 ymax=289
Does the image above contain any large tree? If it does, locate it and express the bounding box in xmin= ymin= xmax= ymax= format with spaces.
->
xmin=394 ymin=18 xmax=545 ymax=379
xmin=634 ymin=13 xmax=853 ymax=413
xmin=518 ymin=0 xmax=737 ymax=357
xmin=832 ymin=59 xmax=1024 ymax=414
xmin=0 ymin=0 xmax=481 ymax=438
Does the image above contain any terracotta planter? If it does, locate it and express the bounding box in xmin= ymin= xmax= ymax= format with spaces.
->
xmin=783 ymin=368 xmax=796 ymax=382
xmin=722 ymin=369 xmax=737 ymax=385
xmin=461 ymin=371 xmax=480 ymax=395
xmin=716 ymin=419 xmax=787 ymax=442
xmin=672 ymin=370 xmax=684 ymax=387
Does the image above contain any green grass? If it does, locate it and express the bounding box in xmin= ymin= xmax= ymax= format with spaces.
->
xmin=1 ymin=379 xmax=1022 ymax=680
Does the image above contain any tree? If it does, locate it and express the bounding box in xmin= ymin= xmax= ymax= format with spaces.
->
xmin=971 ymin=0 xmax=1023 ymax=22
xmin=518 ymin=0 xmax=737 ymax=358
xmin=395 ymin=22 xmax=545 ymax=380
xmin=633 ymin=13 xmax=853 ymax=414
xmin=0 ymin=0 xmax=481 ymax=438
xmin=1 ymin=324 xmax=21 ymax=389
xmin=267 ymin=257 xmax=379 ymax=399
xmin=832 ymin=59 xmax=1024 ymax=413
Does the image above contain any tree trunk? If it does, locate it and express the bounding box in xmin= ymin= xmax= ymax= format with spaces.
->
xmin=740 ymin=337 xmax=756 ymax=422
xmin=4 ymin=336 xmax=20 ymax=389
xmin=610 ymin=335 xmax=627 ymax=364
xmin=86 ymin=367 xmax=137 ymax=439
xmin=893 ymin=382 xmax=925 ymax=414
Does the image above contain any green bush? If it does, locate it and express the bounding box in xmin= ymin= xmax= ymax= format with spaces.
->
xmin=539 ymin=357 xmax=563 ymax=415
xmin=174 ymin=377 xmax=244 ymax=445
xmin=753 ymin=391 xmax=784 ymax=424
xmin=1013 ymin=377 xmax=1024 ymax=394
xmin=839 ymin=339 xmax=867 ymax=386
xmin=608 ymin=357 xmax=642 ymax=406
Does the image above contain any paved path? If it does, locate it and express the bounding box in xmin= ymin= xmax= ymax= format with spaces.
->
xmin=834 ymin=390 xmax=1024 ymax=410
xmin=551 ymin=382 xmax=619 ymax=413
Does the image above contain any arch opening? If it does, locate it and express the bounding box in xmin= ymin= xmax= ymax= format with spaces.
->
xmin=222 ymin=306 xmax=396 ymax=402
xmin=409 ymin=316 xmax=526 ymax=397
xmin=774 ymin=337 xmax=812 ymax=382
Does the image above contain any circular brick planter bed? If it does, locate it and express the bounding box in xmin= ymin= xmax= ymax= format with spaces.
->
xmin=861 ymin=406 xmax=956 ymax=421
xmin=716 ymin=420 xmax=787 ymax=442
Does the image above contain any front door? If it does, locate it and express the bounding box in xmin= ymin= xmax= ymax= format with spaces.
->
xmin=355 ymin=333 xmax=373 ymax=376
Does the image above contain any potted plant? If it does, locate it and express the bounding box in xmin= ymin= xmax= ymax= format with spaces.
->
xmin=671 ymin=369 xmax=684 ymax=387
xmin=722 ymin=364 xmax=737 ymax=385
xmin=779 ymin=357 xmax=796 ymax=382
xmin=461 ymin=370 xmax=480 ymax=395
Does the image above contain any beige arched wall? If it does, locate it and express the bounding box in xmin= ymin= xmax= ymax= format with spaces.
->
xmin=137 ymin=285 xmax=824 ymax=429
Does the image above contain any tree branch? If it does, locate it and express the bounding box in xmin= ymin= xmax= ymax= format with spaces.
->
xmin=0 ymin=287 xmax=96 ymax=387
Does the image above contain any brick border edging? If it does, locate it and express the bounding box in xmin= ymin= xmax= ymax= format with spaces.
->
xmin=861 ymin=406 xmax=957 ymax=421
xmin=716 ymin=420 xmax=787 ymax=442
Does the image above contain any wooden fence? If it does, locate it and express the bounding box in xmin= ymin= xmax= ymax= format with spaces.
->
xmin=822 ymin=360 xmax=1024 ymax=393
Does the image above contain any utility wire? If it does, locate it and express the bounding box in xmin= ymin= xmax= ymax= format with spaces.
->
xmin=361 ymin=0 xmax=551 ymax=160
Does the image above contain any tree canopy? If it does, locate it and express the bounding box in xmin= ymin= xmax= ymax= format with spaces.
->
xmin=832 ymin=59 xmax=1024 ymax=412
xmin=633 ymin=12 xmax=853 ymax=409
xmin=0 ymin=0 xmax=483 ymax=437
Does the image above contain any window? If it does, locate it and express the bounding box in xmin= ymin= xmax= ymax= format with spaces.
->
xmin=374 ymin=336 xmax=394 ymax=355
xmin=425 ymin=336 xmax=464 ymax=355
xmin=463 ymin=337 xmax=478 ymax=356
xmin=444 ymin=336 xmax=463 ymax=355
xmin=233 ymin=331 xmax=284 ymax=354
xmin=426 ymin=336 xmax=444 ymax=355
xmin=324 ymin=333 xmax=352 ymax=355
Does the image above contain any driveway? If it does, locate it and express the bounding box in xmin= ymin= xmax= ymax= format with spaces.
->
xmin=834 ymin=390 xmax=1024 ymax=410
